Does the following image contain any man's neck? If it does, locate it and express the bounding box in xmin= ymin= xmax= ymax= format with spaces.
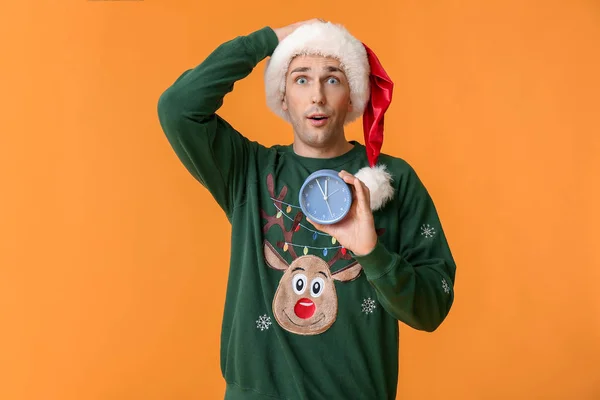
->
xmin=292 ymin=139 xmax=354 ymax=159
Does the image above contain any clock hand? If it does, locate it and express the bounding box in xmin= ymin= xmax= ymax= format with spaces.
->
xmin=325 ymin=189 xmax=340 ymax=199
xmin=325 ymin=197 xmax=334 ymax=217
xmin=325 ymin=178 xmax=328 ymax=198
xmin=316 ymin=179 xmax=326 ymax=198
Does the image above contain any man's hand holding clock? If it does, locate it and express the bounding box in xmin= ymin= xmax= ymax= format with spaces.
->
xmin=306 ymin=170 xmax=378 ymax=256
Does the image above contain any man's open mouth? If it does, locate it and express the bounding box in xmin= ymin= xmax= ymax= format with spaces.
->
xmin=307 ymin=115 xmax=329 ymax=126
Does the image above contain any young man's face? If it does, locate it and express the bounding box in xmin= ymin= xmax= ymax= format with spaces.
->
xmin=283 ymin=55 xmax=353 ymax=150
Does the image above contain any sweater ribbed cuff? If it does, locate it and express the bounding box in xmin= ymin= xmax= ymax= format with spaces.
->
xmin=246 ymin=26 xmax=279 ymax=59
xmin=351 ymin=241 xmax=397 ymax=280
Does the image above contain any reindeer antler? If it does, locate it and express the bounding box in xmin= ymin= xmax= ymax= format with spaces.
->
xmin=266 ymin=173 xmax=287 ymax=209
xmin=261 ymin=174 xmax=303 ymax=259
xmin=327 ymin=246 xmax=353 ymax=267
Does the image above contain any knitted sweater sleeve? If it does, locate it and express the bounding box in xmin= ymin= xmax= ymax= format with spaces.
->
xmin=353 ymin=165 xmax=457 ymax=332
xmin=156 ymin=27 xmax=279 ymax=218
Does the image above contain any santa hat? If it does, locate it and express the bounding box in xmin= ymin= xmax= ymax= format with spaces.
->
xmin=264 ymin=21 xmax=395 ymax=211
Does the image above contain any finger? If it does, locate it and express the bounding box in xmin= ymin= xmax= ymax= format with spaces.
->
xmin=304 ymin=18 xmax=325 ymax=26
xmin=360 ymin=179 xmax=371 ymax=206
xmin=340 ymin=170 xmax=366 ymax=194
xmin=353 ymin=177 xmax=371 ymax=211
xmin=339 ymin=170 xmax=366 ymax=207
xmin=338 ymin=170 xmax=355 ymax=184
xmin=306 ymin=217 xmax=328 ymax=233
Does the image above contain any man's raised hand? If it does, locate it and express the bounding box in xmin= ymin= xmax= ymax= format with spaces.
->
xmin=273 ymin=18 xmax=325 ymax=43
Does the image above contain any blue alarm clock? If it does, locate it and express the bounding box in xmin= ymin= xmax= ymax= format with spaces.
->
xmin=299 ymin=169 xmax=353 ymax=225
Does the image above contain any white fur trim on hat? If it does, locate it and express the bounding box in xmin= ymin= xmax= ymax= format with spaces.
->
xmin=265 ymin=21 xmax=370 ymax=124
xmin=355 ymin=165 xmax=394 ymax=211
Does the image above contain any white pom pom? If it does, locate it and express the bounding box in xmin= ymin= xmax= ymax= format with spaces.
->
xmin=355 ymin=165 xmax=394 ymax=211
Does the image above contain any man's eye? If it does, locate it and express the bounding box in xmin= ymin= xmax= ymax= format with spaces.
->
xmin=296 ymin=77 xmax=307 ymax=84
xmin=327 ymin=77 xmax=339 ymax=84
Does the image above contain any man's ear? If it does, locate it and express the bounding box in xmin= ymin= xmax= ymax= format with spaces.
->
xmin=348 ymin=98 xmax=353 ymax=113
xmin=282 ymin=95 xmax=288 ymax=111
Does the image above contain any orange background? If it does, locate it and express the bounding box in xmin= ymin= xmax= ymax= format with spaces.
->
xmin=2 ymin=0 xmax=599 ymax=399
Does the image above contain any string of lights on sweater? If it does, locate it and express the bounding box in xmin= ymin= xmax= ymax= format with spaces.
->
xmin=270 ymin=197 xmax=347 ymax=256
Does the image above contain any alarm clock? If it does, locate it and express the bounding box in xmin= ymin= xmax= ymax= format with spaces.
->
xmin=299 ymin=169 xmax=353 ymax=225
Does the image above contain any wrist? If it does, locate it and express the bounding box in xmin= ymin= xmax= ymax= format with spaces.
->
xmin=352 ymin=236 xmax=378 ymax=256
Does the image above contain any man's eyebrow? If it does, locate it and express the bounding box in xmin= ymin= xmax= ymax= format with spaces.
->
xmin=325 ymin=66 xmax=343 ymax=73
xmin=289 ymin=66 xmax=344 ymax=74
xmin=290 ymin=67 xmax=311 ymax=74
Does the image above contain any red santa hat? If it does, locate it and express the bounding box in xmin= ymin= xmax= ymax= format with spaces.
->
xmin=264 ymin=21 xmax=395 ymax=211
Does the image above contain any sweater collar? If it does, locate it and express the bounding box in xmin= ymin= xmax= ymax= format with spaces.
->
xmin=280 ymin=141 xmax=365 ymax=170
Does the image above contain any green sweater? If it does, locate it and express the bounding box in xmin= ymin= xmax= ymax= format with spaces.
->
xmin=157 ymin=26 xmax=456 ymax=400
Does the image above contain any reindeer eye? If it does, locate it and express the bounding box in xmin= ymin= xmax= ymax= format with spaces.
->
xmin=292 ymin=274 xmax=307 ymax=295
xmin=310 ymin=277 xmax=325 ymax=297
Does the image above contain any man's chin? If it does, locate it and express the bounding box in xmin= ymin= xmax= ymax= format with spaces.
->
xmin=298 ymin=132 xmax=334 ymax=147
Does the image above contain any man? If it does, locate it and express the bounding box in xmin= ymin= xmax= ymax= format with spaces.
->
xmin=157 ymin=18 xmax=456 ymax=400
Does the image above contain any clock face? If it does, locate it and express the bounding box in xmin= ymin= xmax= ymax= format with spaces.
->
xmin=299 ymin=170 xmax=353 ymax=225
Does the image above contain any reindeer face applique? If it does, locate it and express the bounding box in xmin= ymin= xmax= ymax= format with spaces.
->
xmin=264 ymin=241 xmax=363 ymax=335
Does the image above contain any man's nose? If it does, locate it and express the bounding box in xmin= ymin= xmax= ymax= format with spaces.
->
xmin=311 ymin=83 xmax=326 ymax=105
